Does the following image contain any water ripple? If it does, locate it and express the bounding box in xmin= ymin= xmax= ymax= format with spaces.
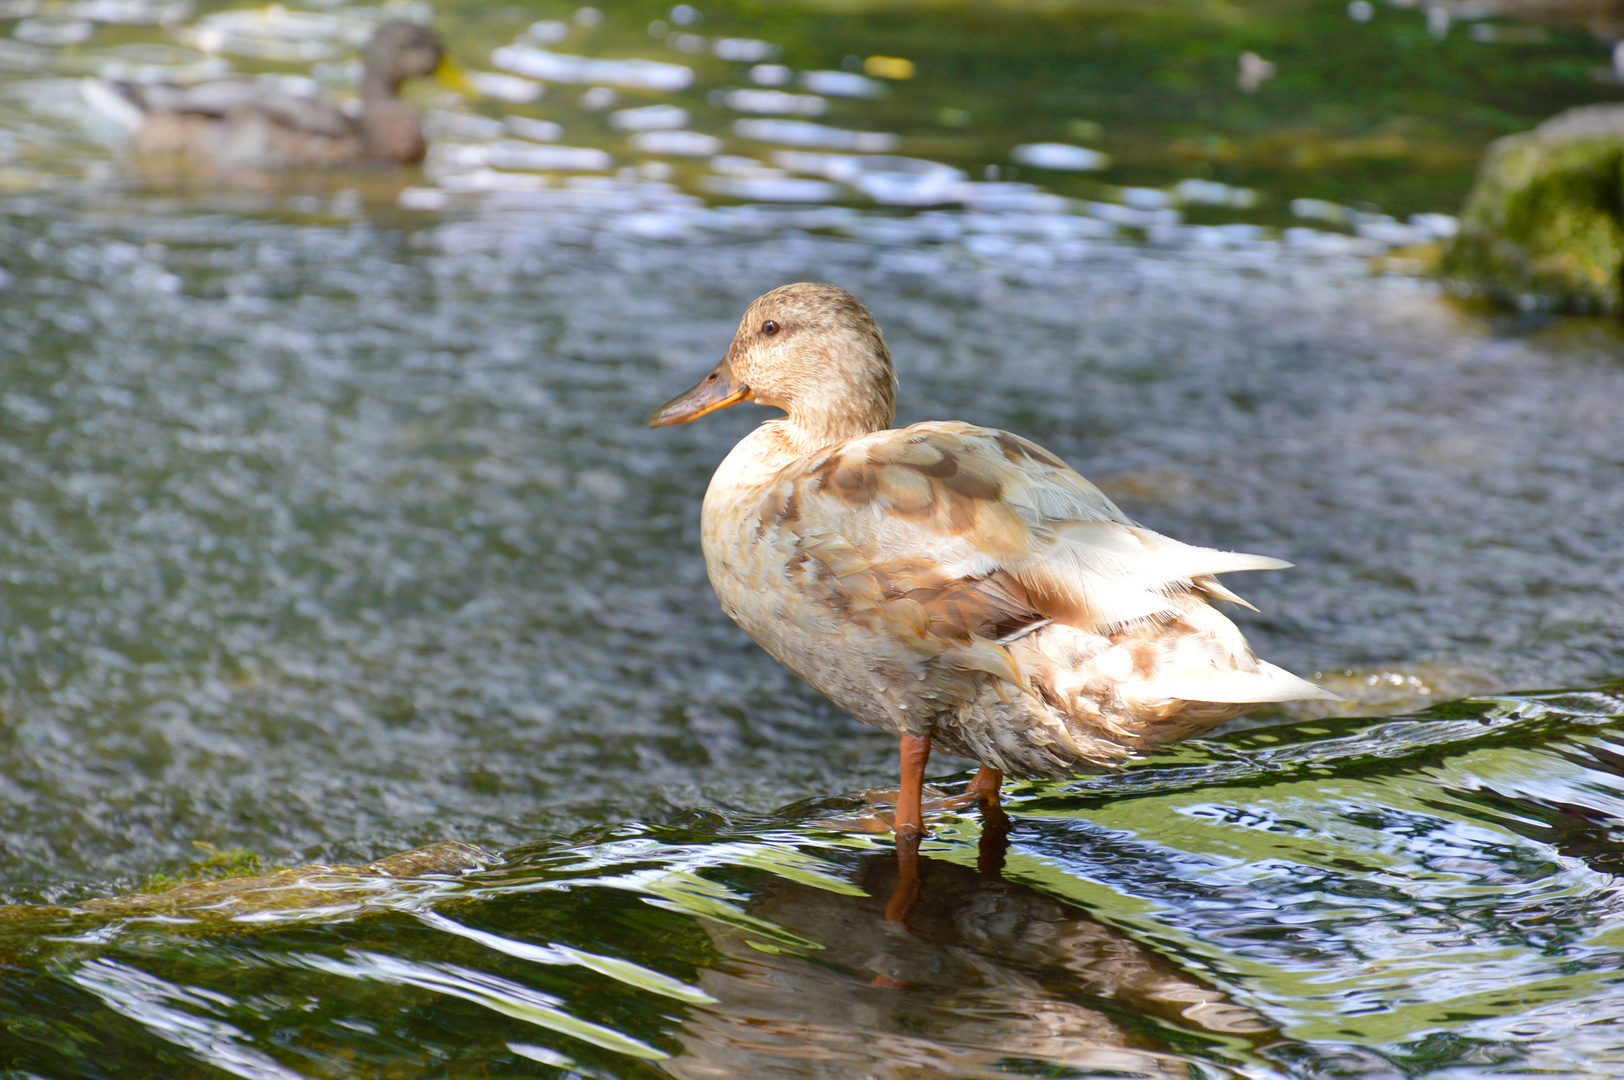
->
xmin=0 ymin=688 xmax=1617 ymax=1075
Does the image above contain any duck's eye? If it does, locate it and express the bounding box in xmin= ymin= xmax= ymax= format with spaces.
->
xmin=761 ymin=320 xmax=779 ymax=336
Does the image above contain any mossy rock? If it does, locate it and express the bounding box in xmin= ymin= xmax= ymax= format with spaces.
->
xmin=1442 ymin=104 xmax=1624 ymax=315
xmin=0 ymin=841 xmax=498 ymax=930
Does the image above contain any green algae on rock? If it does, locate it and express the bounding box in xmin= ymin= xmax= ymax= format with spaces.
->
xmin=1443 ymin=104 xmax=1624 ymax=315
xmin=0 ymin=842 xmax=501 ymax=928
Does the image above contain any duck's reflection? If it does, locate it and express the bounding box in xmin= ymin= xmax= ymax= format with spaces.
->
xmin=664 ymin=829 xmax=1277 ymax=1080
xmin=885 ymin=815 xmax=1008 ymax=925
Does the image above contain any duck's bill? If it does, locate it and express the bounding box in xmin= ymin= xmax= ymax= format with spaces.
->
xmin=434 ymin=60 xmax=477 ymax=97
xmin=648 ymin=364 xmax=752 ymax=426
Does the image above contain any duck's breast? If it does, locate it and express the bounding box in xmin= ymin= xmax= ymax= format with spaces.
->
xmin=699 ymin=427 xmax=951 ymax=735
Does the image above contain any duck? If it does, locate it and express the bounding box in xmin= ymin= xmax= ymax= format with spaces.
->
xmin=651 ymin=283 xmax=1337 ymax=845
xmin=111 ymin=21 xmax=444 ymax=169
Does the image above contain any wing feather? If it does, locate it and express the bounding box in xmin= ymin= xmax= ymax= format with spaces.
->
xmin=790 ymin=422 xmax=1278 ymax=621
xmin=780 ymin=422 xmax=1299 ymax=689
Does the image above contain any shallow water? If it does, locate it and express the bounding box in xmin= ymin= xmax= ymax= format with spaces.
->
xmin=4 ymin=212 xmax=1623 ymax=895
xmin=3 ymin=208 xmax=1624 ymax=1074
xmin=1 ymin=0 xmax=1620 ymax=229
xmin=2 ymin=0 xmax=1624 ymax=1075
xmin=2 ymin=687 xmax=1624 ymax=1078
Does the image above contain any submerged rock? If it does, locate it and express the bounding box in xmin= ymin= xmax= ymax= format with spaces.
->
xmin=0 ymin=841 xmax=498 ymax=927
xmin=1443 ymin=104 xmax=1624 ymax=314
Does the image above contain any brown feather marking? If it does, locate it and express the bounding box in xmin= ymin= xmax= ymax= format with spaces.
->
xmin=797 ymin=430 xmax=1108 ymax=676
xmin=908 ymin=452 xmax=960 ymax=479
xmin=778 ymin=486 xmax=802 ymax=527
xmin=803 ymin=557 xmax=859 ymax=619
xmin=833 ymin=465 xmax=878 ymax=506
xmin=807 ymin=452 xmax=840 ymax=492
xmin=756 ymin=487 xmax=787 ymax=538
xmin=871 ymin=560 xmax=933 ymax=600
xmin=886 ymin=440 xmax=950 ymax=468
xmin=873 ymin=466 xmax=935 ymax=515
xmin=813 ymin=451 xmax=885 ymax=509
xmin=879 ymin=598 xmax=931 ymax=640
xmin=877 ymin=566 xmax=1044 ymax=647
xmin=1131 ymin=641 xmax=1160 ymax=677
xmin=937 ymin=456 xmax=1002 ymax=504
xmin=1016 ymin=570 xmax=1098 ymax=629
xmin=799 ymin=533 xmax=870 ymax=579
xmin=946 ymin=494 xmax=980 ymax=535
xmin=1030 ymin=673 xmax=1066 ymax=714
xmin=993 ymin=432 xmax=1069 ymax=470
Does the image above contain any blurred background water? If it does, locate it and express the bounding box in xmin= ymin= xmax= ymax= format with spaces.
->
xmin=2 ymin=0 xmax=1624 ymax=1076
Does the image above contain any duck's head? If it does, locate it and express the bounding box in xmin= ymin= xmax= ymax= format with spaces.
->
xmin=361 ymin=21 xmax=444 ymax=96
xmin=650 ymin=283 xmax=898 ymax=443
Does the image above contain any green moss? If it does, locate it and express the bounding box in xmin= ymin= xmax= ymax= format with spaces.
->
xmin=1442 ymin=133 xmax=1624 ymax=314
xmin=62 ymin=842 xmax=498 ymax=923
xmin=141 ymin=842 xmax=279 ymax=895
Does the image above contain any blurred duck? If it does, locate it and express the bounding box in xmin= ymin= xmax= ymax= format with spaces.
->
xmin=652 ymin=283 xmax=1336 ymax=842
xmin=110 ymin=21 xmax=443 ymax=168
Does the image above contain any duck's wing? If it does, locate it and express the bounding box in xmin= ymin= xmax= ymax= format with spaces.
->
xmin=114 ymin=79 xmax=355 ymax=137
xmin=776 ymin=421 xmax=1323 ymax=703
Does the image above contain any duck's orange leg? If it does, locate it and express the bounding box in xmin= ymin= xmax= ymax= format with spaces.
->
xmin=966 ymin=765 xmax=1009 ymax=830
xmin=893 ymin=734 xmax=931 ymax=839
xmin=885 ymin=734 xmax=931 ymax=925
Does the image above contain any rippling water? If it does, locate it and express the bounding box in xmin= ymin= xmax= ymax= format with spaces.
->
xmin=0 ymin=687 xmax=1621 ymax=1077
xmin=1 ymin=0 xmax=1619 ymax=228
xmin=3 ymin=209 xmax=1621 ymax=894
xmin=3 ymin=203 xmax=1623 ymax=1072
xmin=3 ymin=0 xmax=1624 ymax=1074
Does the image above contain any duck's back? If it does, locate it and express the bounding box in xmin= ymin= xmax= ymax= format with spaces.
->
xmin=702 ymin=420 xmax=1332 ymax=777
xmin=118 ymin=81 xmax=426 ymax=167
xmin=120 ymin=80 xmax=365 ymax=167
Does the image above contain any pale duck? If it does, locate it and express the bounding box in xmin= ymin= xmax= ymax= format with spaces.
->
xmin=651 ymin=283 xmax=1337 ymax=841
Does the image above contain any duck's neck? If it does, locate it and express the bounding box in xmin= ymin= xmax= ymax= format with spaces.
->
xmin=785 ymin=402 xmax=891 ymax=450
xmin=359 ymin=68 xmax=402 ymax=101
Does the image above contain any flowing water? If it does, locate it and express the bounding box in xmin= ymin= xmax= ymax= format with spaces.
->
xmin=2 ymin=0 xmax=1624 ymax=1076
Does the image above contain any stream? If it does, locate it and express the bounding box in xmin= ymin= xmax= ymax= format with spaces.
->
xmin=2 ymin=0 xmax=1624 ymax=1075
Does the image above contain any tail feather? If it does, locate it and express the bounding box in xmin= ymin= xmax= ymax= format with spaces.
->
xmin=1047 ymin=521 xmax=1292 ymax=598
xmin=1125 ymin=661 xmax=1341 ymax=706
xmin=1192 ymin=573 xmax=1257 ymax=611
xmin=1012 ymin=594 xmax=1340 ymax=735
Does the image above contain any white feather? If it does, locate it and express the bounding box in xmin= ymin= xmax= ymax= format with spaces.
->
xmin=1126 ymin=661 xmax=1340 ymax=705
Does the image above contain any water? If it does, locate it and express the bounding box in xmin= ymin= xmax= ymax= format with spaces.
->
xmin=2 ymin=0 xmax=1624 ymax=1075
xmin=3 ymin=688 xmax=1624 ymax=1077
xmin=1 ymin=0 xmax=1618 ymax=230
